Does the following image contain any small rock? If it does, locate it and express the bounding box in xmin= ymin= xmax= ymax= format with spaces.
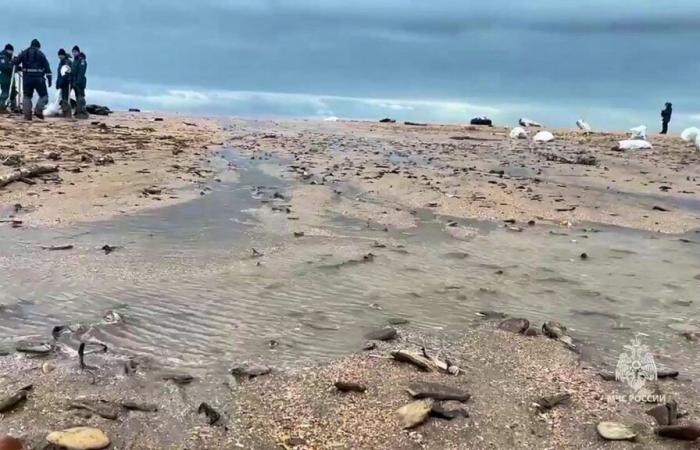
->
xmin=334 ymin=381 xmax=367 ymax=393
xmin=230 ymin=364 xmax=271 ymax=379
xmin=542 ymin=321 xmax=567 ymax=339
xmin=94 ymin=155 xmax=114 ymax=166
xmin=41 ymin=362 xmax=55 ymax=374
xmin=162 ymin=372 xmax=194 ymax=385
xmin=646 ymin=401 xmax=678 ymax=426
xmin=364 ymin=327 xmax=398 ymax=341
xmin=476 ymin=310 xmax=508 ymax=319
xmin=121 ymin=401 xmax=158 ymax=412
xmin=387 ymin=318 xmax=410 ymax=326
xmin=397 ymin=400 xmax=433 ymax=429
xmin=198 ymin=402 xmax=222 ymax=425
xmin=596 ymin=421 xmax=637 ymax=441
xmin=46 ymin=427 xmax=110 ymax=450
xmin=362 ymin=342 xmax=377 ymax=351
xmin=69 ymin=400 xmax=120 ymax=420
xmin=407 ymin=382 xmax=471 ymax=402
xmin=430 ymin=403 xmax=469 ymax=420
xmin=655 ymin=424 xmax=700 ymax=441
xmin=143 ymin=187 xmax=162 ymax=195
xmin=0 ymin=386 xmax=31 ymax=413
xmin=534 ymin=393 xmax=571 ymax=412
xmin=524 ymin=328 xmax=539 ymax=337
xmin=15 ymin=342 xmax=53 ymax=355
xmin=0 ymin=436 xmax=23 ymax=450
xmin=497 ymin=318 xmax=530 ymax=334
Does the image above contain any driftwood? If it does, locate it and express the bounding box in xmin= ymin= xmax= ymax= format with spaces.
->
xmin=0 ymin=164 xmax=58 ymax=188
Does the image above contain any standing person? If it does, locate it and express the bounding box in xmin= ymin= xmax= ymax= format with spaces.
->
xmin=661 ymin=102 xmax=673 ymax=135
xmin=0 ymin=44 xmax=19 ymax=114
xmin=14 ymin=39 xmax=52 ymax=120
xmin=71 ymin=46 xmax=88 ymax=119
xmin=56 ymin=49 xmax=72 ymax=118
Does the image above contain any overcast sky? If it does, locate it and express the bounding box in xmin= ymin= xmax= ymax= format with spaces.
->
xmin=5 ymin=0 xmax=700 ymax=129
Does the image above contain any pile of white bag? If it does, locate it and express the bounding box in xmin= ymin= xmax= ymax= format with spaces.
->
xmin=617 ymin=125 xmax=652 ymax=150
xmin=681 ymin=127 xmax=700 ymax=150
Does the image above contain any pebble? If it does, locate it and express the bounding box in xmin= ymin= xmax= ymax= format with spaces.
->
xmin=0 ymin=436 xmax=23 ymax=450
xmin=334 ymin=381 xmax=367 ymax=393
xmin=46 ymin=427 xmax=110 ymax=450
xmin=497 ymin=318 xmax=530 ymax=334
xmin=596 ymin=422 xmax=637 ymax=441
xmin=407 ymin=382 xmax=471 ymax=402
xmin=655 ymin=424 xmax=700 ymax=441
xmin=397 ymin=400 xmax=433 ymax=429
xmin=230 ymin=363 xmax=272 ymax=379
xmin=364 ymin=326 xmax=398 ymax=341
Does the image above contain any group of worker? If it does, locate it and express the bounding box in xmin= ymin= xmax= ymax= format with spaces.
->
xmin=0 ymin=39 xmax=88 ymax=120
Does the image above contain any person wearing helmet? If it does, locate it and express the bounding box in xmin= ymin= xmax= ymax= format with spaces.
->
xmin=56 ymin=48 xmax=72 ymax=118
xmin=0 ymin=44 xmax=19 ymax=114
xmin=71 ymin=45 xmax=88 ymax=119
xmin=14 ymin=39 xmax=52 ymax=120
xmin=661 ymin=102 xmax=673 ymax=135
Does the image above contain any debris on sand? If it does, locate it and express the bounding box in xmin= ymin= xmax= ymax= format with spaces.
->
xmin=470 ymin=117 xmax=493 ymax=126
xmin=509 ymin=127 xmax=528 ymax=139
xmin=379 ymin=118 xmax=396 ymax=123
xmin=576 ymin=119 xmax=592 ymax=133
xmin=0 ymin=386 xmax=32 ymax=413
xmin=397 ymin=399 xmax=433 ymax=429
xmin=406 ymin=382 xmax=471 ymax=402
xmin=198 ymin=402 xmax=222 ymax=425
xmin=46 ymin=426 xmax=110 ymax=450
xmin=40 ymin=244 xmax=74 ymax=251
xmin=0 ymin=164 xmax=58 ymax=188
xmin=334 ymin=381 xmax=367 ymax=393
xmin=533 ymin=131 xmax=555 ymax=143
xmin=519 ymin=118 xmax=542 ymax=127
xmin=533 ymin=393 xmax=571 ymax=412
xmin=655 ymin=424 xmax=700 ymax=441
xmin=231 ymin=363 xmax=272 ymax=380
xmin=497 ymin=318 xmax=530 ymax=334
xmin=364 ymin=327 xmax=398 ymax=342
xmin=596 ymin=421 xmax=637 ymax=441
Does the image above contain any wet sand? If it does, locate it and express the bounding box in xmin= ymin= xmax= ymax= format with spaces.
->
xmin=1 ymin=116 xmax=700 ymax=449
xmin=0 ymin=112 xmax=224 ymax=226
xmin=225 ymin=119 xmax=700 ymax=234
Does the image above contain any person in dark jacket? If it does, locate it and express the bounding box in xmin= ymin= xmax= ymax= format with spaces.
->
xmin=14 ymin=39 xmax=52 ymax=120
xmin=0 ymin=44 xmax=19 ymax=114
xmin=56 ymin=48 xmax=72 ymax=118
xmin=71 ymin=46 xmax=88 ymax=119
xmin=661 ymin=102 xmax=672 ymax=135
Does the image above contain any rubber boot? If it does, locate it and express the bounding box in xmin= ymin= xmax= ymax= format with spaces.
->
xmin=75 ymin=95 xmax=89 ymax=119
xmin=22 ymin=97 xmax=32 ymax=121
xmin=34 ymin=95 xmax=48 ymax=120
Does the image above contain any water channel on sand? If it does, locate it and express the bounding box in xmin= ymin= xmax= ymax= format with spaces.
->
xmin=1 ymin=149 xmax=698 ymax=381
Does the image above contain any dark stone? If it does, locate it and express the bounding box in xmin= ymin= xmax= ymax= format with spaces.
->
xmin=430 ymin=403 xmax=469 ymax=420
xmin=364 ymin=327 xmax=398 ymax=342
xmin=162 ymin=372 xmax=194 ymax=385
xmin=497 ymin=318 xmax=530 ymax=334
xmin=0 ymin=386 xmax=31 ymax=413
xmin=524 ymin=328 xmax=540 ymax=337
xmin=535 ymin=393 xmax=571 ymax=412
xmin=387 ymin=318 xmax=410 ymax=326
xmin=69 ymin=400 xmax=120 ymax=420
xmin=476 ymin=310 xmax=507 ymax=319
xmin=407 ymin=382 xmax=470 ymax=402
xmin=542 ymin=321 xmax=567 ymax=339
xmin=198 ymin=402 xmax=222 ymax=425
xmin=655 ymin=424 xmax=700 ymax=441
xmin=334 ymin=381 xmax=367 ymax=393
xmin=646 ymin=401 xmax=678 ymax=426
xmin=230 ymin=364 xmax=271 ymax=379
xmin=121 ymin=401 xmax=158 ymax=412
xmin=362 ymin=342 xmax=377 ymax=351
xmin=15 ymin=342 xmax=52 ymax=355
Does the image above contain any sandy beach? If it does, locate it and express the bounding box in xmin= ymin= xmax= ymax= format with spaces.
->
xmin=1 ymin=115 xmax=699 ymax=449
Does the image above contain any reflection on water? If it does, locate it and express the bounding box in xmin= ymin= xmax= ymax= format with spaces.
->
xmin=0 ymin=150 xmax=698 ymax=378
